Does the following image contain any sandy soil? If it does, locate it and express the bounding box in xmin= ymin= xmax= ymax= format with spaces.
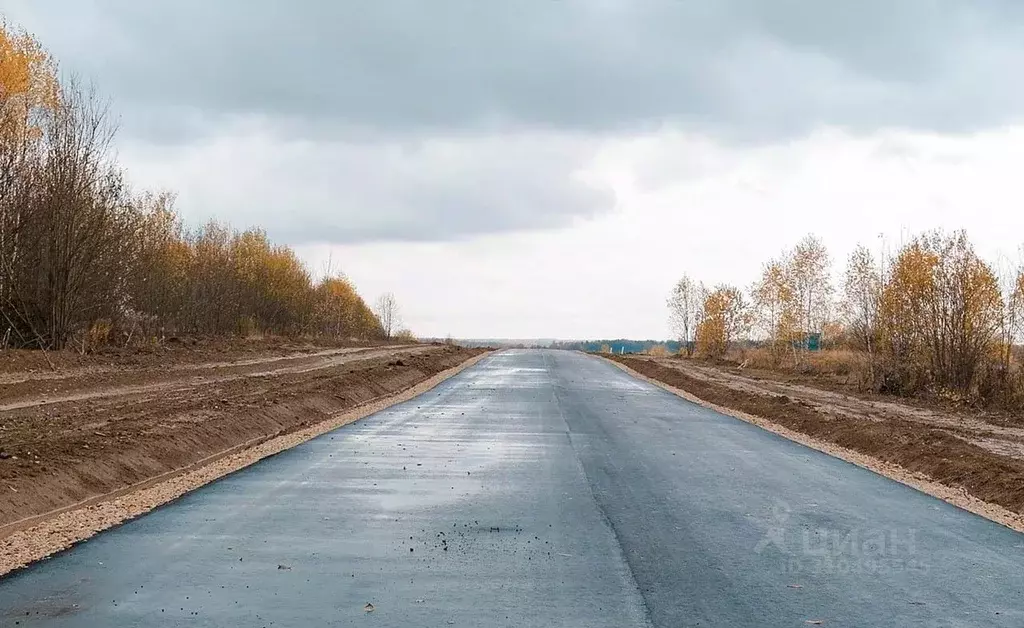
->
xmin=669 ymin=359 xmax=1024 ymax=456
xmin=0 ymin=341 xmax=485 ymax=529
xmin=609 ymin=355 xmax=1024 ymax=532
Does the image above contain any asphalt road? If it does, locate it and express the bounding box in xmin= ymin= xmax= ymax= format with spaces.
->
xmin=2 ymin=349 xmax=1023 ymax=627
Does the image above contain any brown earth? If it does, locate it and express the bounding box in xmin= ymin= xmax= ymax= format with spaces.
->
xmin=0 ymin=341 xmax=486 ymax=529
xmin=0 ymin=334 xmax=374 ymax=370
xmin=609 ymin=355 xmax=1024 ymax=523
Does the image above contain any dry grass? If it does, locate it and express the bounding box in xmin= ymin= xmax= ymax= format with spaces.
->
xmin=727 ymin=347 xmax=869 ymax=378
xmin=709 ymin=345 xmax=1024 ymax=408
xmin=644 ymin=344 xmax=672 ymax=357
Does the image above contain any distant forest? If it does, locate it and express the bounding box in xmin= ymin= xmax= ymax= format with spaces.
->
xmin=550 ymin=339 xmax=681 ymax=354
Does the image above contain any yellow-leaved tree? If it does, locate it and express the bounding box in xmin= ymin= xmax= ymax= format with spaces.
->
xmin=788 ymin=235 xmax=833 ymax=348
xmin=695 ymin=285 xmax=750 ymax=357
xmin=314 ymin=275 xmax=378 ymax=340
xmin=0 ymin=22 xmax=58 ymax=139
xmin=1 ymin=23 xmax=59 ymax=340
xmin=0 ymin=19 xmax=394 ymax=349
xmin=879 ymin=231 xmax=1001 ymax=394
xmin=751 ymin=258 xmax=799 ymax=358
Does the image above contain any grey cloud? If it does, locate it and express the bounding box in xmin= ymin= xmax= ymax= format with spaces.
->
xmin=5 ymin=0 xmax=1024 ymax=245
xmin=9 ymin=0 xmax=1024 ymax=143
xmin=126 ymin=132 xmax=613 ymax=244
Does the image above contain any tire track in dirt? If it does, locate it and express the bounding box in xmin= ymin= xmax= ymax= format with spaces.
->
xmin=0 ymin=345 xmax=420 ymax=411
xmin=648 ymin=357 xmax=1024 ymax=459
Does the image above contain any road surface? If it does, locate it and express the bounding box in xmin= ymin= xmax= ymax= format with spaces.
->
xmin=2 ymin=350 xmax=1023 ymax=626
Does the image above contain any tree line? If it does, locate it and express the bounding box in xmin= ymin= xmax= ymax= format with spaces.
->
xmin=550 ymin=339 xmax=683 ymax=354
xmin=669 ymin=232 xmax=1024 ymax=405
xmin=0 ymin=24 xmax=397 ymax=350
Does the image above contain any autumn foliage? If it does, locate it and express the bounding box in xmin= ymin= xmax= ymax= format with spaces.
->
xmin=694 ymin=285 xmax=750 ymax=357
xmin=876 ymin=232 xmax=1004 ymax=395
xmin=669 ymin=232 xmax=1024 ymax=407
xmin=0 ymin=23 xmax=384 ymax=350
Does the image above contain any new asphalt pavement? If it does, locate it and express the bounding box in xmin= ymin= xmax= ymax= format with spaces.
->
xmin=2 ymin=349 xmax=1023 ymax=626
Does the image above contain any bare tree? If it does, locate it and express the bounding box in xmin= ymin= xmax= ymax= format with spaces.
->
xmin=841 ymin=245 xmax=883 ymax=385
xmin=995 ymin=250 xmax=1024 ymax=372
xmin=667 ymin=274 xmax=703 ymax=356
xmin=4 ymin=79 xmax=138 ymax=349
xmin=843 ymin=245 xmax=881 ymax=363
xmin=374 ymin=292 xmax=400 ymax=340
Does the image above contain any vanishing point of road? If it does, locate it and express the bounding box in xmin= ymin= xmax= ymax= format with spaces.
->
xmin=2 ymin=350 xmax=1023 ymax=626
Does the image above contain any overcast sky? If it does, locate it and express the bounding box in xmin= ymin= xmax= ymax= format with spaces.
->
xmin=4 ymin=0 xmax=1024 ymax=339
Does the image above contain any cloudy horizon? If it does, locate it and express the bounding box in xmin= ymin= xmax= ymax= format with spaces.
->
xmin=4 ymin=0 xmax=1024 ymax=339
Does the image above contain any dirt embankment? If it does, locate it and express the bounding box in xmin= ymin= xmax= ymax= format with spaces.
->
xmin=609 ymin=355 xmax=1024 ymax=530
xmin=0 ymin=342 xmax=485 ymax=529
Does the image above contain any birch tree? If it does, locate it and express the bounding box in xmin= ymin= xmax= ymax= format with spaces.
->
xmin=667 ymin=274 xmax=703 ymax=356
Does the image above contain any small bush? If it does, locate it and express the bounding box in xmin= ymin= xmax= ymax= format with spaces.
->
xmin=646 ymin=344 xmax=670 ymax=357
xmin=394 ymin=329 xmax=417 ymax=342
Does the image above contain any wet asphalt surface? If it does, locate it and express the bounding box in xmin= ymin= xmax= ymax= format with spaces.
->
xmin=2 ymin=349 xmax=1024 ymax=627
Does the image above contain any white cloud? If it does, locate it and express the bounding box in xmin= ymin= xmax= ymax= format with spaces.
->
xmin=294 ymin=126 xmax=1024 ymax=339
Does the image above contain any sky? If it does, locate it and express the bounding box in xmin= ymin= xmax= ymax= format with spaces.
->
xmin=4 ymin=0 xmax=1024 ymax=339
